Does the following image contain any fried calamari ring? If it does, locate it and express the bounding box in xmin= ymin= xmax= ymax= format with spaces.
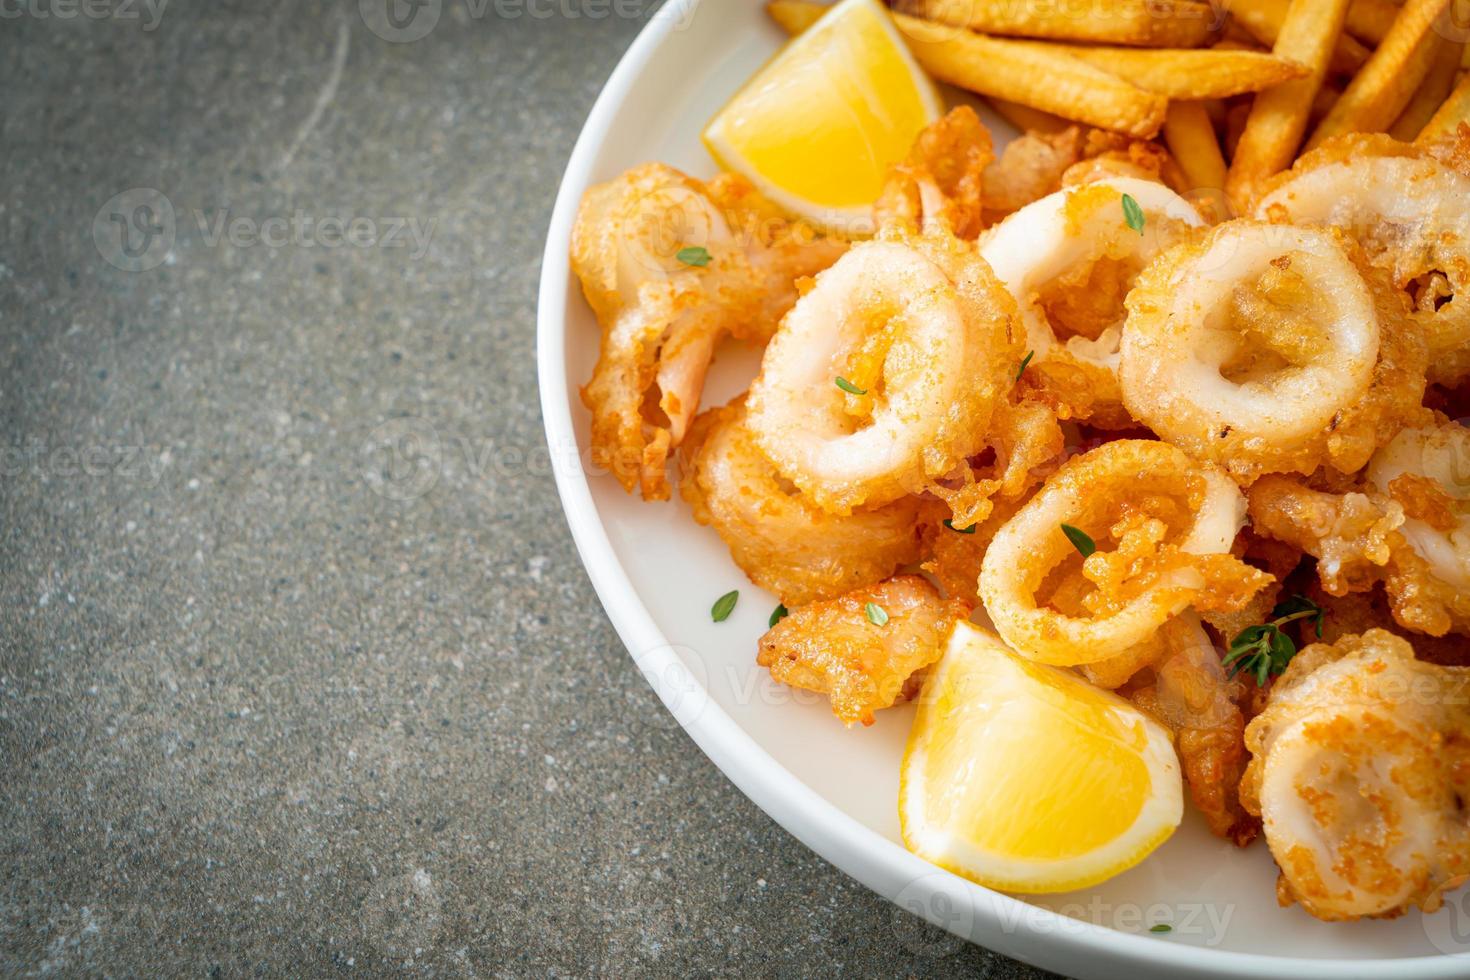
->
xmin=679 ymin=400 xmax=923 ymax=606
xmin=745 ymin=233 xmax=1022 ymax=515
xmin=756 ymin=576 xmax=970 ymax=727
xmin=981 ymin=177 xmax=1204 ymax=428
xmin=1367 ymin=423 xmax=1470 ymax=636
xmin=1256 ymin=134 xmax=1470 ymax=386
xmin=572 ymin=164 xmax=846 ymax=499
xmin=979 ymin=440 xmax=1269 ymax=666
xmin=1241 ymin=630 xmax=1470 ymax=921
xmin=1120 ymin=220 xmax=1427 ymax=483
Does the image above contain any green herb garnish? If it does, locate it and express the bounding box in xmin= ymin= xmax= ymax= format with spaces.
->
xmin=943 ymin=518 xmax=976 ymax=534
xmin=1060 ymin=523 xmax=1096 ymax=557
xmin=676 ymin=246 xmax=712 ymax=267
xmin=865 ymin=602 xmax=889 ymax=627
xmin=1015 ymin=350 xmax=1034 ymax=382
xmin=1121 ymin=193 xmax=1145 ymax=235
xmin=1223 ymin=594 xmax=1325 ymax=686
xmin=1149 ymin=924 xmax=1172 ymax=934
xmin=711 ymin=589 xmax=739 ymax=622
xmin=835 ymin=377 xmax=866 ymax=396
xmin=769 ymin=603 xmax=789 ymax=628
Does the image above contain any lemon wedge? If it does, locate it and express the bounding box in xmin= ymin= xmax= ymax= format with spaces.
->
xmin=702 ymin=0 xmax=942 ymax=232
xmin=900 ymin=622 xmax=1182 ymax=894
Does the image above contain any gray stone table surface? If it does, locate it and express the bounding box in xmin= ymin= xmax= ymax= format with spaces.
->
xmin=0 ymin=1 xmax=1058 ymax=975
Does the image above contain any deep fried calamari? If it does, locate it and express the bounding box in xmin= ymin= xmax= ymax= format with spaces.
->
xmin=680 ymin=400 xmax=923 ymax=606
xmin=756 ymin=576 xmax=970 ymax=726
xmin=980 ymin=440 xmax=1270 ymax=665
xmin=1121 ymin=220 xmax=1429 ymax=484
xmin=572 ymin=163 xmax=845 ymax=499
xmin=1241 ymin=630 xmax=1470 ymax=920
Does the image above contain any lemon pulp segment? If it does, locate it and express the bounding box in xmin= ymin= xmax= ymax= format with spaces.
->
xmin=703 ymin=0 xmax=941 ymax=223
xmin=900 ymin=623 xmax=1182 ymax=893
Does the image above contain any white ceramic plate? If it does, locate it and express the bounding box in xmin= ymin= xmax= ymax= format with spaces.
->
xmin=535 ymin=4 xmax=1470 ymax=977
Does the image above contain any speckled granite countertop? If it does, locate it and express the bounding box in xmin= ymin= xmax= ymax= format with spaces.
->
xmin=0 ymin=1 xmax=1055 ymax=974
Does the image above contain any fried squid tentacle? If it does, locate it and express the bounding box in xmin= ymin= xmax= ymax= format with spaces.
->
xmin=756 ymin=576 xmax=970 ymax=726
xmin=1247 ymin=419 xmax=1470 ymax=637
xmin=572 ymin=164 xmax=845 ymax=499
xmin=1127 ymin=615 xmax=1259 ymax=846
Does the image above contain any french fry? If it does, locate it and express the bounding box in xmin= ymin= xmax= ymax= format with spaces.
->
xmin=1227 ymin=0 xmax=1371 ymax=75
xmin=1224 ymin=99 xmax=1253 ymax=159
xmin=1234 ymin=0 xmax=1407 ymax=47
xmin=1344 ymin=0 xmax=1402 ymax=45
xmin=1225 ymin=0 xmax=1350 ymax=209
xmin=986 ymin=97 xmax=1073 ymax=135
xmin=766 ymin=2 xmax=1170 ymax=137
xmin=1202 ymin=97 xmax=1228 ymax=130
xmin=1390 ymin=37 xmax=1466 ymax=140
xmin=1165 ymin=101 xmax=1229 ymax=189
xmin=1062 ymin=46 xmax=1309 ymax=99
xmin=1312 ymin=83 xmax=1343 ymax=126
xmin=1417 ymin=69 xmax=1470 ymax=142
xmin=897 ymin=28 xmax=1170 ymax=137
xmin=1220 ymin=20 xmax=1268 ymax=50
xmin=1306 ymin=0 xmax=1454 ymax=150
xmin=892 ymin=0 xmax=1219 ymax=48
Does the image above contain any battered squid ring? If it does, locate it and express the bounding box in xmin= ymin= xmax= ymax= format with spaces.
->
xmin=1241 ymin=630 xmax=1470 ymax=920
xmin=1120 ymin=220 xmax=1426 ymax=484
xmin=745 ymin=234 xmax=1022 ymax=514
xmin=1256 ymin=134 xmax=1470 ymax=386
xmin=679 ymin=400 xmax=924 ymax=606
xmin=979 ymin=440 xmax=1268 ymax=666
xmin=980 ymin=177 xmax=1204 ymax=428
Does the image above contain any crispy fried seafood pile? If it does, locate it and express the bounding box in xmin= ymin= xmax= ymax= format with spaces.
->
xmin=571 ymin=109 xmax=1470 ymax=920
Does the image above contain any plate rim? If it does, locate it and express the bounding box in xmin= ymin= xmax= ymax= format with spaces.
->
xmin=533 ymin=5 xmax=1467 ymax=977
